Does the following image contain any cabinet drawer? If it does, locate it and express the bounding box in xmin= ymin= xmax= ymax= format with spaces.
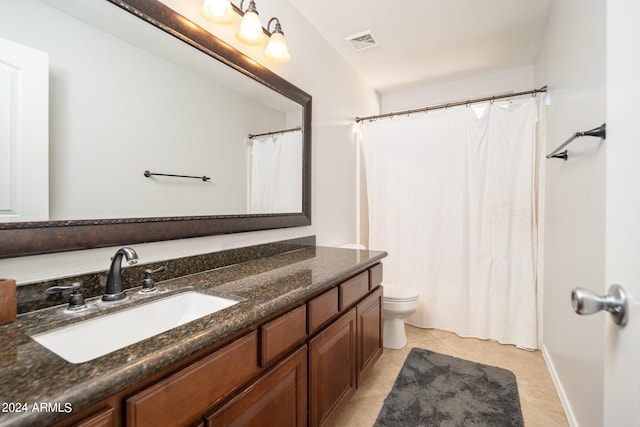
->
xmin=260 ymin=304 xmax=307 ymax=366
xmin=307 ymin=287 xmax=339 ymax=335
xmin=75 ymin=407 xmax=115 ymax=427
xmin=339 ymin=272 xmax=369 ymax=311
xmin=369 ymin=263 xmax=383 ymax=290
xmin=205 ymin=345 xmax=308 ymax=427
xmin=126 ymin=331 xmax=259 ymax=427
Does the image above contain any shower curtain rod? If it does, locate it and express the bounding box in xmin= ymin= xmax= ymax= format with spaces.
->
xmin=248 ymin=126 xmax=302 ymax=139
xmin=355 ymin=85 xmax=547 ymax=123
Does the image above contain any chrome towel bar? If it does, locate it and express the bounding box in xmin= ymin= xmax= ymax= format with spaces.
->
xmin=546 ymin=123 xmax=606 ymax=160
xmin=144 ymin=170 xmax=211 ymax=182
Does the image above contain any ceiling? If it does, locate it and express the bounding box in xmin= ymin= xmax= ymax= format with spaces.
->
xmin=287 ymin=0 xmax=553 ymax=94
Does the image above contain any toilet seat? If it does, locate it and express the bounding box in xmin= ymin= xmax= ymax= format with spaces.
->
xmin=383 ymin=285 xmax=419 ymax=301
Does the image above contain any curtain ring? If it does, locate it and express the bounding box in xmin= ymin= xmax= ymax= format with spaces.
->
xmin=490 ymin=97 xmax=495 ymax=104
xmin=466 ymin=100 xmax=471 ymax=108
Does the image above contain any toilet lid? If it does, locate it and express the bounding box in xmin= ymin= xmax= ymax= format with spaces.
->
xmin=383 ymin=285 xmax=419 ymax=301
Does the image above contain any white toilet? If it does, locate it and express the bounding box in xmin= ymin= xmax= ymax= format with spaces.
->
xmin=383 ymin=285 xmax=419 ymax=349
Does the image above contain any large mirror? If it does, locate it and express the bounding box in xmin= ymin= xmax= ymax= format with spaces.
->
xmin=0 ymin=0 xmax=311 ymax=258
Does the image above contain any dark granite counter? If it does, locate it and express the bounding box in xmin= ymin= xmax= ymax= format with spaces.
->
xmin=0 ymin=246 xmax=386 ymax=426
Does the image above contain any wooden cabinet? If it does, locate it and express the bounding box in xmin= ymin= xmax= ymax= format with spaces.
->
xmin=369 ymin=263 xmax=383 ymax=290
xmin=339 ymin=271 xmax=369 ymax=310
xmin=205 ymin=345 xmax=307 ymax=427
xmin=307 ymin=286 xmax=339 ymax=334
xmin=126 ymin=332 xmax=259 ymax=427
xmin=75 ymin=407 xmax=116 ymax=427
xmin=309 ymin=309 xmax=357 ymax=427
xmin=260 ymin=305 xmax=307 ymax=367
xmin=307 ymin=272 xmax=383 ymax=427
xmin=356 ymin=286 xmax=383 ymax=385
xmin=53 ymin=264 xmax=384 ymax=427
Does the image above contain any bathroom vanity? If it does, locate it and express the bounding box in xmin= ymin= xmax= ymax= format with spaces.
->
xmin=0 ymin=245 xmax=386 ymax=426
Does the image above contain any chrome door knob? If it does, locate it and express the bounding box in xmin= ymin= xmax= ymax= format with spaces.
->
xmin=571 ymin=284 xmax=628 ymax=326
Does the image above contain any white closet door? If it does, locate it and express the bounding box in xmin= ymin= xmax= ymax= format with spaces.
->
xmin=0 ymin=36 xmax=48 ymax=222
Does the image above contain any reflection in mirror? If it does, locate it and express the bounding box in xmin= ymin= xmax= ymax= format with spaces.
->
xmin=247 ymin=127 xmax=302 ymax=214
xmin=0 ymin=0 xmax=302 ymax=221
xmin=0 ymin=0 xmax=311 ymax=258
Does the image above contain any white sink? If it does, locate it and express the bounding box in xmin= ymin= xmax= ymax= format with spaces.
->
xmin=32 ymin=291 xmax=239 ymax=364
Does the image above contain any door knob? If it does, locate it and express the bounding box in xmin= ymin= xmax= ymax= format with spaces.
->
xmin=571 ymin=284 xmax=628 ymax=326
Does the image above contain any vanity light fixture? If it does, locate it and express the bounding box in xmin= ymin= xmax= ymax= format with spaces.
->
xmin=236 ymin=0 xmax=267 ymax=46
xmin=200 ymin=0 xmax=236 ymax=24
xmin=264 ymin=18 xmax=291 ymax=63
xmin=200 ymin=0 xmax=291 ymax=61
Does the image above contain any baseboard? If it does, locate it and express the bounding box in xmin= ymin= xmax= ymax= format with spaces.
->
xmin=540 ymin=343 xmax=580 ymax=427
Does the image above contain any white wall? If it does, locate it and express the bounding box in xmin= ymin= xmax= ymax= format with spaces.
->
xmin=534 ymin=0 xmax=606 ymax=425
xmin=0 ymin=0 xmax=379 ymax=284
xmin=381 ymin=66 xmax=535 ymax=112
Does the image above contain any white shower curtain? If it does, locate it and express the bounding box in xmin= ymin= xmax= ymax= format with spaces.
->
xmin=248 ymin=133 xmax=301 ymax=213
xmin=248 ymin=135 xmax=281 ymax=213
xmin=361 ymin=98 xmax=538 ymax=349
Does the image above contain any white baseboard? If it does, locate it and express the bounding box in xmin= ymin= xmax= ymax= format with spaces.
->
xmin=541 ymin=343 xmax=580 ymax=427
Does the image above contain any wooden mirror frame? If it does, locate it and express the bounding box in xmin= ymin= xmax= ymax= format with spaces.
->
xmin=0 ymin=0 xmax=311 ymax=259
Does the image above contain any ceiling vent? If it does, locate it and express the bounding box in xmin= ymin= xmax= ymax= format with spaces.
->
xmin=345 ymin=30 xmax=379 ymax=51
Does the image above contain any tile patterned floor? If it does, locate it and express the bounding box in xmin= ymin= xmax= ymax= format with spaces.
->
xmin=334 ymin=325 xmax=568 ymax=426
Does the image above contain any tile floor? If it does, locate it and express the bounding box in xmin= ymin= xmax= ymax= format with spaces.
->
xmin=333 ymin=325 xmax=568 ymax=427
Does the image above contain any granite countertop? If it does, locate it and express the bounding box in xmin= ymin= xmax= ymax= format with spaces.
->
xmin=0 ymin=246 xmax=386 ymax=426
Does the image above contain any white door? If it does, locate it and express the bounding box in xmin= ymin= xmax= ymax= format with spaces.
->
xmin=603 ymin=1 xmax=640 ymax=425
xmin=0 ymin=36 xmax=48 ymax=222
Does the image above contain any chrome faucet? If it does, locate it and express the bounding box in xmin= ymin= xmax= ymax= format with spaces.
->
xmin=103 ymin=247 xmax=139 ymax=301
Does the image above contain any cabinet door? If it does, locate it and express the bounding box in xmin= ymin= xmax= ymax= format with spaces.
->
xmin=308 ymin=309 xmax=357 ymax=427
xmin=356 ymin=286 xmax=383 ymax=385
xmin=205 ymin=345 xmax=307 ymax=427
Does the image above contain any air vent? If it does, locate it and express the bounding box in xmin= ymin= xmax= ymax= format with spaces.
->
xmin=345 ymin=30 xmax=379 ymax=51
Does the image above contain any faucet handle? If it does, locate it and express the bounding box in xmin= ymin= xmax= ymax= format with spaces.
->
xmin=45 ymin=282 xmax=87 ymax=311
xmin=141 ymin=266 xmax=168 ymax=293
xmin=45 ymin=282 xmax=81 ymax=294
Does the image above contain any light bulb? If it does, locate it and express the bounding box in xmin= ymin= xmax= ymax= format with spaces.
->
xmin=237 ymin=10 xmax=266 ymax=45
xmin=264 ymin=31 xmax=291 ymax=62
xmin=200 ymin=0 xmax=235 ymax=24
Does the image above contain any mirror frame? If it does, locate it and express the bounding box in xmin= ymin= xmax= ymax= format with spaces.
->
xmin=0 ymin=0 xmax=311 ymax=259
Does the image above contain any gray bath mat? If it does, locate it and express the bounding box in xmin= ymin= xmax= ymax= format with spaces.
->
xmin=374 ymin=348 xmax=524 ymax=426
